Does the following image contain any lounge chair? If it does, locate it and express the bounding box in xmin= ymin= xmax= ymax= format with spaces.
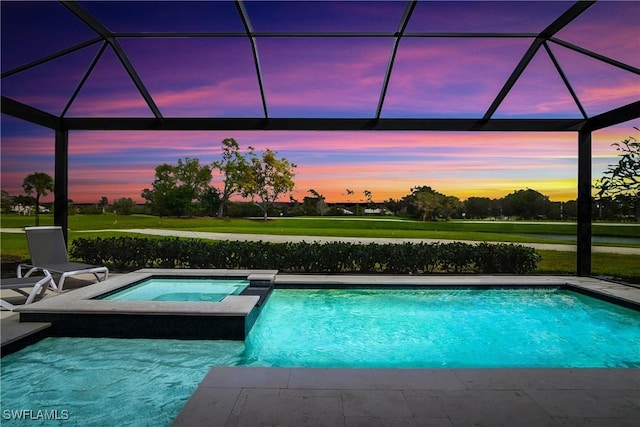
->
xmin=18 ymin=226 xmax=109 ymax=293
xmin=0 ymin=273 xmax=54 ymax=310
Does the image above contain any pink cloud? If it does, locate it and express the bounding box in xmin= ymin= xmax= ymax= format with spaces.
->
xmin=258 ymin=38 xmax=391 ymax=116
xmin=554 ymin=1 xmax=639 ymax=68
xmin=118 ymin=38 xmax=264 ymax=117
xmin=151 ymin=77 xmax=263 ymax=116
xmin=548 ymin=45 xmax=640 ymax=116
xmin=4 ymin=125 xmax=637 ymax=205
xmin=383 ymin=38 xmax=531 ymax=116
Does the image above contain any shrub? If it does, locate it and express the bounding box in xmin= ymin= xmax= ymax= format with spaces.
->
xmin=69 ymin=238 xmax=541 ymax=274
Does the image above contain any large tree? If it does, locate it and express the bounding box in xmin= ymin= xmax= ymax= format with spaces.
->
xmin=303 ymin=189 xmax=328 ymax=216
xmin=98 ymin=196 xmax=109 ymax=214
xmin=403 ymin=186 xmax=461 ymax=221
xmin=595 ymin=132 xmax=639 ymax=220
xmin=1 ymin=190 xmax=13 ymax=214
xmin=241 ymin=147 xmax=296 ymax=220
xmin=211 ymin=138 xmax=250 ymax=218
xmin=112 ymin=197 xmax=137 ymax=215
xmin=141 ymin=158 xmax=212 ymax=217
xmin=502 ymin=188 xmax=551 ymax=219
xmin=463 ymin=197 xmax=500 ymax=219
xmin=22 ymin=172 xmax=54 ymax=225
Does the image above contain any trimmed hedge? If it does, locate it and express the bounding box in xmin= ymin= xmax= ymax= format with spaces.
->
xmin=70 ymin=237 xmax=541 ymax=274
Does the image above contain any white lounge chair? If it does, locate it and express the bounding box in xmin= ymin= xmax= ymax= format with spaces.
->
xmin=18 ymin=226 xmax=109 ymax=293
xmin=0 ymin=273 xmax=54 ymax=310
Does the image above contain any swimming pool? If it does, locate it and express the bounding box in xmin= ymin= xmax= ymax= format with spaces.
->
xmin=246 ymin=288 xmax=640 ymax=368
xmin=2 ymin=287 xmax=639 ymax=425
xmin=97 ymin=277 xmax=250 ymax=302
xmin=1 ymin=338 xmax=243 ymax=426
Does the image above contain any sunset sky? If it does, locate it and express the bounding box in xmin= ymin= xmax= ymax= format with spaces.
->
xmin=1 ymin=1 xmax=638 ymax=204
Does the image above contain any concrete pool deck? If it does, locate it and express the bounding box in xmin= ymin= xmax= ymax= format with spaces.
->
xmin=173 ymin=366 xmax=640 ymax=426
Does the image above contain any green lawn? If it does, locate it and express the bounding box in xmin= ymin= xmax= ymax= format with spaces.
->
xmin=2 ymin=213 xmax=639 ymax=242
xmin=2 ymin=213 xmax=639 ymax=281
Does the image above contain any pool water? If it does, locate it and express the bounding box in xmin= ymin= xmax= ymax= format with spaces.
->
xmin=245 ymin=288 xmax=640 ymax=368
xmin=1 ymin=338 xmax=243 ymax=426
xmin=98 ymin=278 xmax=249 ymax=302
xmin=2 ymin=288 xmax=639 ymax=425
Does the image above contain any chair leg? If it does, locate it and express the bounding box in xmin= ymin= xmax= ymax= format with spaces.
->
xmin=93 ymin=270 xmax=109 ymax=282
xmin=0 ymin=299 xmax=16 ymax=310
xmin=47 ymin=277 xmax=59 ymax=292
xmin=37 ymin=284 xmax=48 ymax=297
xmin=25 ymin=282 xmax=46 ymax=304
xmin=57 ymin=275 xmax=67 ymax=293
xmin=17 ymin=265 xmax=38 ymax=278
xmin=28 ymin=275 xmax=53 ymax=303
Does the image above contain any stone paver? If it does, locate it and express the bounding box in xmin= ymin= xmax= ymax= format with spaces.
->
xmin=172 ymin=367 xmax=640 ymax=426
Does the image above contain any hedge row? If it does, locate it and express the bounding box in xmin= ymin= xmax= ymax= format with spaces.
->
xmin=70 ymin=237 xmax=541 ymax=274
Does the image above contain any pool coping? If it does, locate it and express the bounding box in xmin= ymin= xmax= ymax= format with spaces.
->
xmin=6 ymin=273 xmax=638 ymax=345
xmin=13 ymin=269 xmax=278 ymax=341
xmin=13 ymin=273 xmax=639 ymax=317
xmin=15 ymin=269 xmax=278 ymax=316
xmin=273 ymin=274 xmax=640 ymax=308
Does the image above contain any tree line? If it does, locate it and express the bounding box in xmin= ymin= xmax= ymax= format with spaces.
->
xmin=134 ymin=135 xmax=636 ymax=221
xmin=2 ymin=132 xmax=638 ymax=222
xmin=141 ymin=138 xmax=296 ymax=219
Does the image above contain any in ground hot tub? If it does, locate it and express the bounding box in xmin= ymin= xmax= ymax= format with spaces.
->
xmin=16 ymin=269 xmax=277 ymax=340
xmin=97 ymin=277 xmax=250 ymax=302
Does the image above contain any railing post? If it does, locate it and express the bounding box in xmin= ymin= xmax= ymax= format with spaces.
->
xmin=577 ymin=129 xmax=592 ymax=276
xmin=54 ymin=128 xmax=69 ymax=243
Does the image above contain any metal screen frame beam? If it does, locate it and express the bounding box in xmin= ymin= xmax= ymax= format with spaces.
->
xmin=543 ymin=42 xmax=587 ymax=119
xmin=62 ymin=41 xmax=109 ymax=117
xmin=0 ymin=38 xmax=103 ymax=79
xmin=376 ymin=0 xmax=417 ymax=120
xmin=235 ymin=0 xmax=269 ymax=118
xmin=1 ymin=97 xmax=61 ymax=130
xmin=110 ymin=31 xmax=538 ymax=39
xmin=54 ymin=129 xmax=69 ymax=241
xmin=550 ymin=38 xmax=640 ymax=75
xmin=577 ymin=129 xmax=592 ymax=276
xmin=61 ymin=1 xmax=163 ymax=120
xmin=583 ymin=101 xmax=640 ymax=132
xmin=58 ymin=117 xmax=586 ymax=132
xmin=483 ymin=1 xmax=596 ymax=120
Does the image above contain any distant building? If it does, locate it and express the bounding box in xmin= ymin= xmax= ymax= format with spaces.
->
xmin=364 ymin=208 xmax=391 ymax=215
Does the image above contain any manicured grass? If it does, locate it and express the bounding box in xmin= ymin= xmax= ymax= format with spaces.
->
xmin=2 ymin=213 xmax=638 ymax=280
xmin=536 ymin=250 xmax=640 ymax=283
xmin=2 ymin=214 xmax=639 ymax=242
xmin=0 ymin=231 xmax=153 ymax=259
xmin=2 ymin=238 xmax=638 ymax=283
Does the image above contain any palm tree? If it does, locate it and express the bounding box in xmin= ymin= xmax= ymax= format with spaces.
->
xmin=22 ymin=172 xmax=54 ymax=226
